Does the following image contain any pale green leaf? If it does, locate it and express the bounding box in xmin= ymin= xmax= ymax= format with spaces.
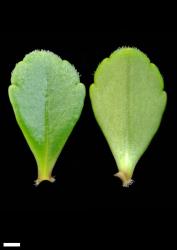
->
xmin=90 ymin=47 xmax=167 ymax=187
xmin=9 ymin=50 xmax=85 ymax=185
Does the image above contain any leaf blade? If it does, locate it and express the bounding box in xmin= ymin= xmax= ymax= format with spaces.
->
xmin=90 ymin=47 xmax=167 ymax=186
xmin=9 ymin=50 xmax=85 ymax=184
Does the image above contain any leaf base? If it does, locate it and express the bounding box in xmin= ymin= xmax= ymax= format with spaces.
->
xmin=34 ymin=176 xmax=55 ymax=186
xmin=114 ymin=172 xmax=134 ymax=187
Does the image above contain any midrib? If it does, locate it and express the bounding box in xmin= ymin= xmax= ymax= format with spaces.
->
xmin=43 ymin=75 xmax=49 ymax=175
xmin=124 ymin=58 xmax=130 ymax=164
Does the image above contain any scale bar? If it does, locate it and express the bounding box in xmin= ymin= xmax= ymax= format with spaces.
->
xmin=3 ymin=243 xmax=20 ymax=247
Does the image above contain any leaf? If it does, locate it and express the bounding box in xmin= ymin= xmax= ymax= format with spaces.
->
xmin=9 ymin=50 xmax=85 ymax=185
xmin=90 ymin=47 xmax=167 ymax=187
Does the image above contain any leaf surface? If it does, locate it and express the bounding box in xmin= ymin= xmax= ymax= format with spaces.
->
xmin=90 ymin=48 xmax=167 ymax=186
xmin=9 ymin=50 xmax=85 ymax=184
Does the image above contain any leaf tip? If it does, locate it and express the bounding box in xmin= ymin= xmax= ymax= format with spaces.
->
xmin=110 ymin=46 xmax=150 ymax=63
